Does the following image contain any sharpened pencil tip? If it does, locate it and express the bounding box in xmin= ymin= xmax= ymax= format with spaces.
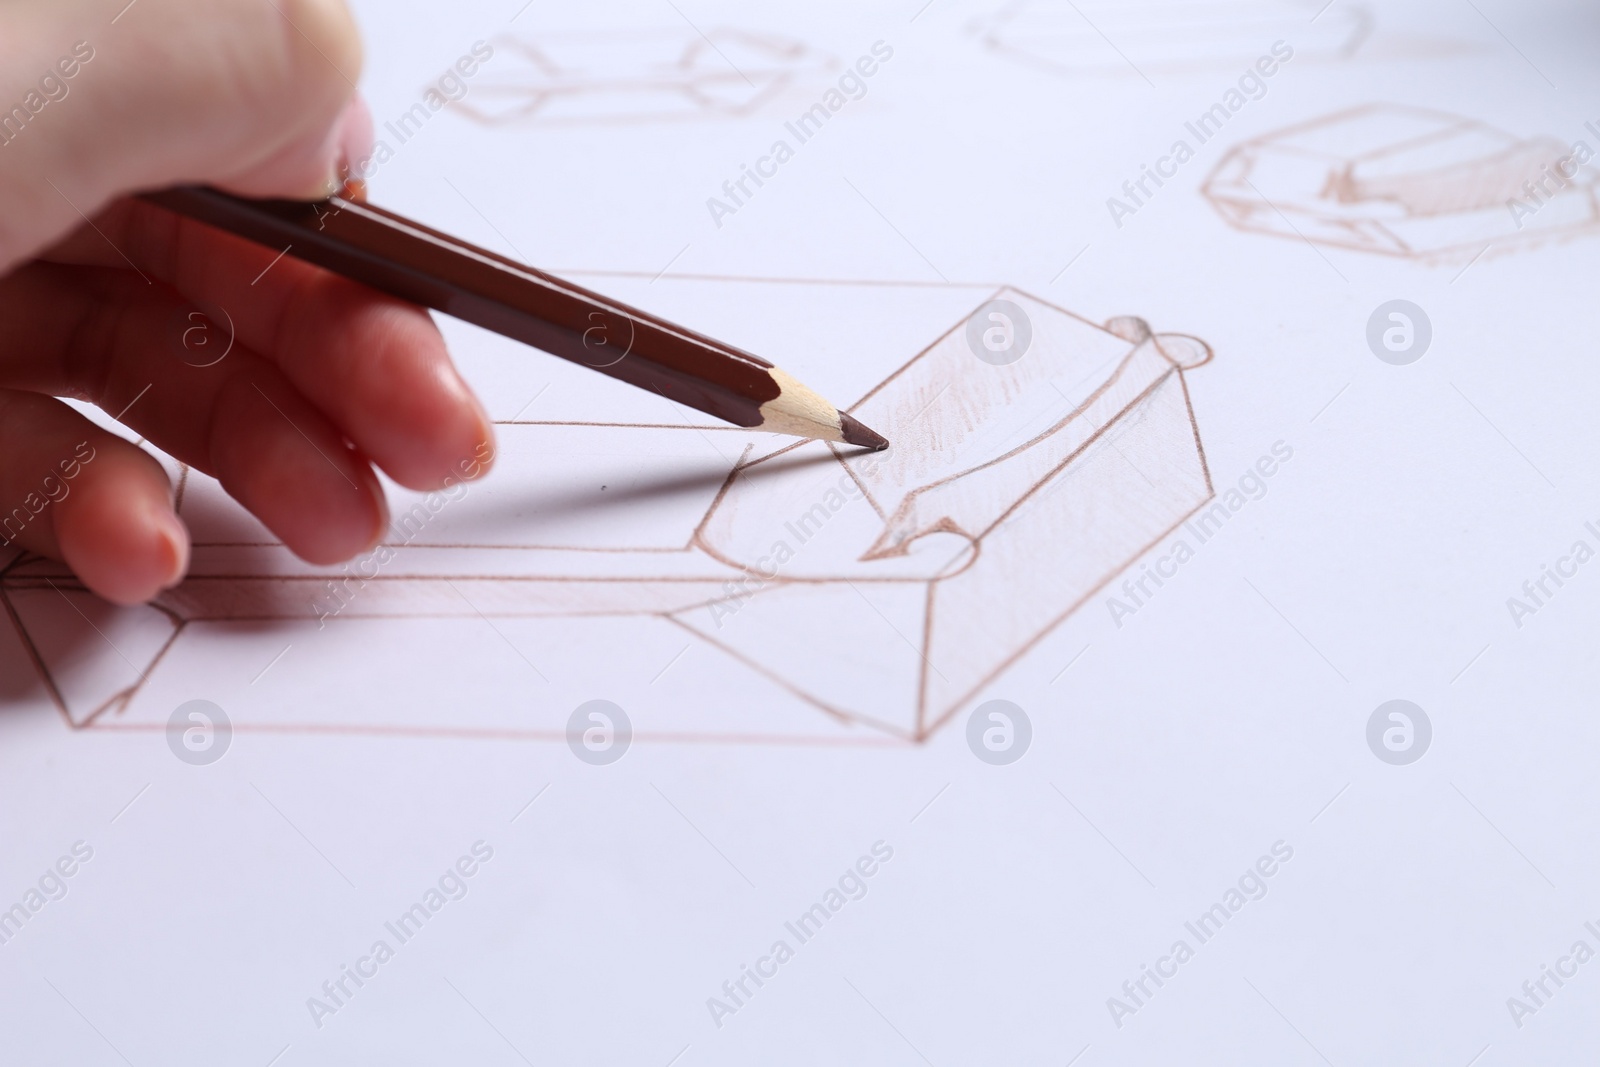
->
xmin=839 ymin=413 xmax=889 ymax=451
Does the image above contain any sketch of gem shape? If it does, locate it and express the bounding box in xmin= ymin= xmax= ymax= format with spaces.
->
xmin=2 ymin=285 xmax=1215 ymax=745
xmin=454 ymin=29 xmax=837 ymax=126
xmin=1203 ymin=104 xmax=1600 ymax=260
xmin=972 ymin=0 xmax=1370 ymax=77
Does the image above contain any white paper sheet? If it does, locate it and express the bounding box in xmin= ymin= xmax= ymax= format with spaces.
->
xmin=5 ymin=0 xmax=1600 ymax=1062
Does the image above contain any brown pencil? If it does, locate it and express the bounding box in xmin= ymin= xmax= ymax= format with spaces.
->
xmin=138 ymin=185 xmax=888 ymax=451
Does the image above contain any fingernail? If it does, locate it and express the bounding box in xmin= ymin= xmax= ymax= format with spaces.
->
xmin=363 ymin=475 xmax=391 ymax=554
xmin=465 ymin=405 xmax=495 ymax=481
xmin=151 ymin=507 xmax=190 ymax=589
xmin=330 ymin=95 xmax=375 ymax=194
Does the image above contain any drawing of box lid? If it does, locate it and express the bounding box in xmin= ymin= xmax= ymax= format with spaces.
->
xmin=2 ymin=288 xmax=1214 ymax=744
xmin=680 ymin=289 xmax=1213 ymax=737
xmin=1204 ymin=104 xmax=1600 ymax=259
xmin=456 ymin=29 xmax=837 ymax=126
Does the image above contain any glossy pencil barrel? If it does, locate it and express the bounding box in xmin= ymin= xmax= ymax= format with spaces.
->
xmin=141 ymin=186 xmax=783 ymax=427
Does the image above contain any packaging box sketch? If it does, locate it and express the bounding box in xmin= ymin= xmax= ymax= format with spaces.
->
xmin=2 ymin=288 xmax=1214 ymax=744
xmin=456 ymin=29 xmax=836 ymax=126
xmin=1204 ymin=104 xmax=1600 ymax=259
xmin=974 ymin=0 xmax=1369 ymax=77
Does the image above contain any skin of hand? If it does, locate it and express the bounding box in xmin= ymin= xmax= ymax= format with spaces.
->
xmin=0 ymin=0 xmax=494 ymax=605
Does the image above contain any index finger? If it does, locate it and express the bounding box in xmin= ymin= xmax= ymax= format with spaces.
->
xmin=44 ymin=196 xmax=495 ymax=491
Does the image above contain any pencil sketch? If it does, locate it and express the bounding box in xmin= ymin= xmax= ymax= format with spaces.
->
xmin=454 ymin=29 xmax=837 ymax=126
xmin=1203 ymin=104 xmax=1600 ymax=261
xmin=3 ymin=282 xmax=1214 ymax=745
xmin=971 ymin=0 xmax=1372 ymax=78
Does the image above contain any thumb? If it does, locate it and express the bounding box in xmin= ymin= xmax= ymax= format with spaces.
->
xmin=0 ymin=0 xmax=371 ymax=272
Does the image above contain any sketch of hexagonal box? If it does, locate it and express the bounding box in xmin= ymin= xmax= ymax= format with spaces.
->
xmin=972 ymin=0 xmax=1371 ymax=78
xmin=1203 ymin=104 xmax=1600 ymax=260
xmin=455 ymin=29 xmax=837 ymax=126
xmin=2 ymin=282 xmax=1214 ymax=745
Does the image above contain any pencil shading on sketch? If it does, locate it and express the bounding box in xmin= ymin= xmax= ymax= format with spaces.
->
xmin=452 ymin=29 xmax=837 ymax=126
xmin=1203 ymin=104 xmax=1600 ymax=261
xmin=2 ymin=280 xmax=1214 ymax=745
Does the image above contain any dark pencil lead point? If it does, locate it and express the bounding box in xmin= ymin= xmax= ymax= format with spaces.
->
xmin=839 ymin=413 xmax=889 ymax=451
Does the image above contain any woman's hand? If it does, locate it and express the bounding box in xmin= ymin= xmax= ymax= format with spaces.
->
xmin=0 ymin=0 xmax=493 ymax=605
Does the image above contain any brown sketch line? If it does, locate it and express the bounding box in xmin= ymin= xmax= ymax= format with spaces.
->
xmin=642 ymin=591 xmax=784 ymax=621
xmin=458 ymin=86 xmax=778 ymax=125
xmin=1176 ymin=367 xmax=1216 ymax=500
xmin=83 ymin=603 xmax=187 ymax=728
xmin=669 ymin=305 xmax=1211 ymax=736
xmin=685 ymin=460 xmax=984 ymax=578
xmin=914 ymin=579 xmax=937 ymax=738
xmin=1151 ymin=333 xmax=1214 ymax=373
xmin=826 ymin=439 xmax=891 ymax=524
xmin=918 ymin=369 xmax=1212 ymax=736
xmin=686 ymin=438 xmax=823 ymax=562
xmin=29 ymin=432 xmax=1208 ymax=742
xmin=6 ymin=278 xmax=1215 ymax=745
xmin=5 ymin=572 xmax=994 ymax=589
xmin=136 ymin=609 xmax=690 ymax=624
xmin=863 ymin=358 xmax=1177 ymax=567
xmin=679 ymin=331 xmax=1214 ymax=741
xmin=82 ymin=719 xmax=913 ymax=748
xmin=683 ymin=442 xmax=756 ymax=555
xmin=907 ymin=370 xmax=1206 ymax=737
xmin=1344 ymin=116 xmax=1486 ymax=165
xmin=1219 ymin=103 xmax=1474 ymax=162
xmin=661 ymin=615 xmax=911 ymax=739
xmin=178 ymin=544 xmax=699 ymax=552
xmin=0 ymin=570 xmax=188 ymax=729
xmin=495 ymin=420 xmax=737 ymax=429
xmin=0 ymin=581 xmax=72 ymax=728
xmin=670 ymin=357 xmax=1213 ymax=744
xmin=9 ymin=572 xmax=745 ymax=586
xmin=965 ymin=366 xmax=1180 ymax=546
xmin=157 ymin=430 xmax=750 ymax=555
xmin=1203 ymin=102 xmax=1600 ymax=262
xmin=173 ymin=464 xmax=190 ymax=514
xmin=695 ymin=307 xmax=1181 ymax=571
xmin=845 ymin=285 xmax=1112 ymax=412
xmin=453 ymin=28 xmax=837 ymax=128
xmin=860 ymin=339 xmax=1178 ymax=550
xmin=697 ymin=325 xmax=1184 ymax=574
xmin=702 ymin=533 xmax=982 ymax=587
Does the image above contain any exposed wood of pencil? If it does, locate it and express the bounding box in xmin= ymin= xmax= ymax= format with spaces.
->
xmin=139 ymin=186 xmax=888 ymax=450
